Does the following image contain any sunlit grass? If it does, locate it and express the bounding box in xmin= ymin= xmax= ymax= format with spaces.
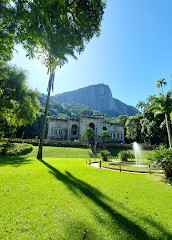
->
xmin=0 ymin=153 xmax=172 ymax=240
xmin=28 ymin=146 xmax=92 ymax=158
xmin=101 ymin=161 xmax=163 ymax=174
xmin=108 ymin=149 xmax=153 ymax=163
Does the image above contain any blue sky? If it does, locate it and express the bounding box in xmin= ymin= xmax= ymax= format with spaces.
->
xmin=11 ymin=0 xmax=172 ymax=108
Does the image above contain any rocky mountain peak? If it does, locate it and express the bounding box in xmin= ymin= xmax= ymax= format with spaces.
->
xmin=51 ymin=84 xmax=139 ymax=117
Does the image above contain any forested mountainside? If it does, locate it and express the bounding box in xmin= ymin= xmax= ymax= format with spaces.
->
xmin=38 ymin=94 xmax=108 ymax=118
xmin=51 ymin=84 xmax=140 ymax=117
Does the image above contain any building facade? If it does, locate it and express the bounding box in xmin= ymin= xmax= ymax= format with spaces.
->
xmin=47 ymin=116 xmax=125 ymax=143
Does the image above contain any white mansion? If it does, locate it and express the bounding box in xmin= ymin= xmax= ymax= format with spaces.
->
xmin=47 ymin=116 xmax=125 ymax=143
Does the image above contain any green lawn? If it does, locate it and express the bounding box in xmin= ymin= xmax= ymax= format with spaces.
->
xmin=109 ymin=149 xmax=153 ymax=163
xmin=101 ymin=161 xmax=163 ymax=174
xmin=0 ymin=150 xmax=172 ymax=239
xmin=28 ymin=146 xmax=92 ymax=158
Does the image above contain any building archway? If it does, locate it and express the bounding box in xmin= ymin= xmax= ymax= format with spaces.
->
xmin=89 ymin=123 xmax=95 ymax=130
xmin=72 ymin=124 xmax=77 ymax=135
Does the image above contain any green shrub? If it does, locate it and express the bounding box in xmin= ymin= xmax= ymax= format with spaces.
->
xmin=148 ymin=148 xmax=172 ymax=178
xmin=99 ymin=150 xmax=110 ymax=161
xmin=0 ymin=142 xmax=33 ymax=156
xmin=117 ymin=150 xmax=131 ymax=161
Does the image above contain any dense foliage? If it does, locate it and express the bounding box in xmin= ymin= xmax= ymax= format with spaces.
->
xmin=1 ymin=0 xmax=106 ymax=64
xmin=111 ymin=115 xmax=128 ymax=126
xmin=0 ymin=61 xmax=40 ymax=137
xmin=81 ymin=127 xmax=94 ymax=146
xmin=126 ymin=80 xmax=172 ymax=146
xmin=0 ymin=142 xmax=33 ymax=156
xmin=99 ymin=150 xmax=110 ymax=161
xmin=99 ymin=130 xmax=111 ymax=148
xmin=148 ymin=148 xmax=172 ymax=177
xmin=117 ymin=150 xmax=131 ymax=161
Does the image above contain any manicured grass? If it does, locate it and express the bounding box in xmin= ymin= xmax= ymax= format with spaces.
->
xmin=109 ymin=149 xmax=153 ymax=163
xmin=0 ymin=153 xmax=172 ymax=239
xmin=28 ymin=146 xmax=92 ymax=158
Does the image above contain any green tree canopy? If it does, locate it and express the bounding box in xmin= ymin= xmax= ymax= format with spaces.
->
xmin=0 ymin=61 xmax=40 ymax=136
xmin=125 ymin=114 xmax=142 ymax=142
xmin=1 ymin=0 xmax=106 ymax=64
xmin=148 ymin=91 xmax=172 ymax=148
xmin=1 ymin=0 xmax=106 ymax=158
xmin=99 ymin=130 xmax=111 ymax=148
xmin=111 ymin=115 xmax=128 ymax=126
xmin=81 ymin=127 xmax=94 ymax=146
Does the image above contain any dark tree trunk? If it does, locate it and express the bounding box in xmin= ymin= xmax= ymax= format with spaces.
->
xmin=37 ymin=73 xmax=53 ymax=159
xmin=164 ymin=167 xmax=172 ymax=178
xmin=165 ymin=113 xmax=172 ymax=149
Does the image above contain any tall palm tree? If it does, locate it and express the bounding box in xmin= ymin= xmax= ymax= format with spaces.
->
xmin=136 ymin=101 xmax=146 ymax=113
xmin=156 ymin=78 xmax=167 ymax=95
xmin=100 ymin=130 xmax=111 ymax=149
xmin=150 ymin=91 xmax=172 ymax=148
xmin=37 ymin=65 xmax=56 ymax=159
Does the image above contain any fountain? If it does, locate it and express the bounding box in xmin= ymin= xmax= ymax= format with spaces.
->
xmin=133 ymin=142 xmax=141 ymax=164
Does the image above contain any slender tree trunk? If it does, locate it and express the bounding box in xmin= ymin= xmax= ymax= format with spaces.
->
xmin=37 ymin=73 xmax=52 ymax=159
xmin=103 ymin=139 xmax=105 ymax=149
xmin=165 ymin=113 xmax=172 ymax=148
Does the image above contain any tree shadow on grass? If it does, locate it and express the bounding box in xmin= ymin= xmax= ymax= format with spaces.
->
xmin=39 ymin=159 xmax=172 ymax=240
xmin=0 ymin=156 xmax=33 ymax=167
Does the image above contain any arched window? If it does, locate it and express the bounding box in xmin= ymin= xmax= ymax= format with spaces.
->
xmin=89 ymin=123 xmax=95 ymax=130
xmin=114 ymin=131 xmax=118 ymax=138
xmin=72 ymin=124 xmax=77 ymax=135
xmin=103 ymin=126 xmax=107 ymax=130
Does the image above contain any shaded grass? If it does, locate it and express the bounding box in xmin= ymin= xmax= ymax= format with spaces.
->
xmin=0 ymin=156 xmax=33 ymax=167
xmin=0 ymin=156 xmax=172 ymax=239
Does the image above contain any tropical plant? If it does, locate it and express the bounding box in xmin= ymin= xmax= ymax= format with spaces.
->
xmin=111 ymin=115 xmax=128 ymax=126
xmin=149 ymin=91 xmax=172 ymax=148
xmin=148 ymin=148 xmax=172 ymax=178
xmin=0 ymin=0 xmax=106 ymax=159
xmin=81 ymin=127 xmax=94 ymax=147
xmin=125 ymin=114 xmax=142 ymax=142
xmin=0 ymin=61 xmax=40 ymax=137
xmin=156 ymin=78 xmax=167 ymax=95
xmin=99 ymin=130 xmax=111 ymax=148
xmin=117 ymin=150 xmax=131 ymax=161
xmin=99 ymin=150 xmax=110 ymax=161
xmin=136 ymin=101 xmax=146 ymax=113
xmin=34 ymin=0 xmax=106 ymax=159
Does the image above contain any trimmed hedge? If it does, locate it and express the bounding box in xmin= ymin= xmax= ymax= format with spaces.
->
xmin=0 ymin=138 xmax=88 ymax=148
xmin=0 ymin=138 xmax=156 ymax=150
